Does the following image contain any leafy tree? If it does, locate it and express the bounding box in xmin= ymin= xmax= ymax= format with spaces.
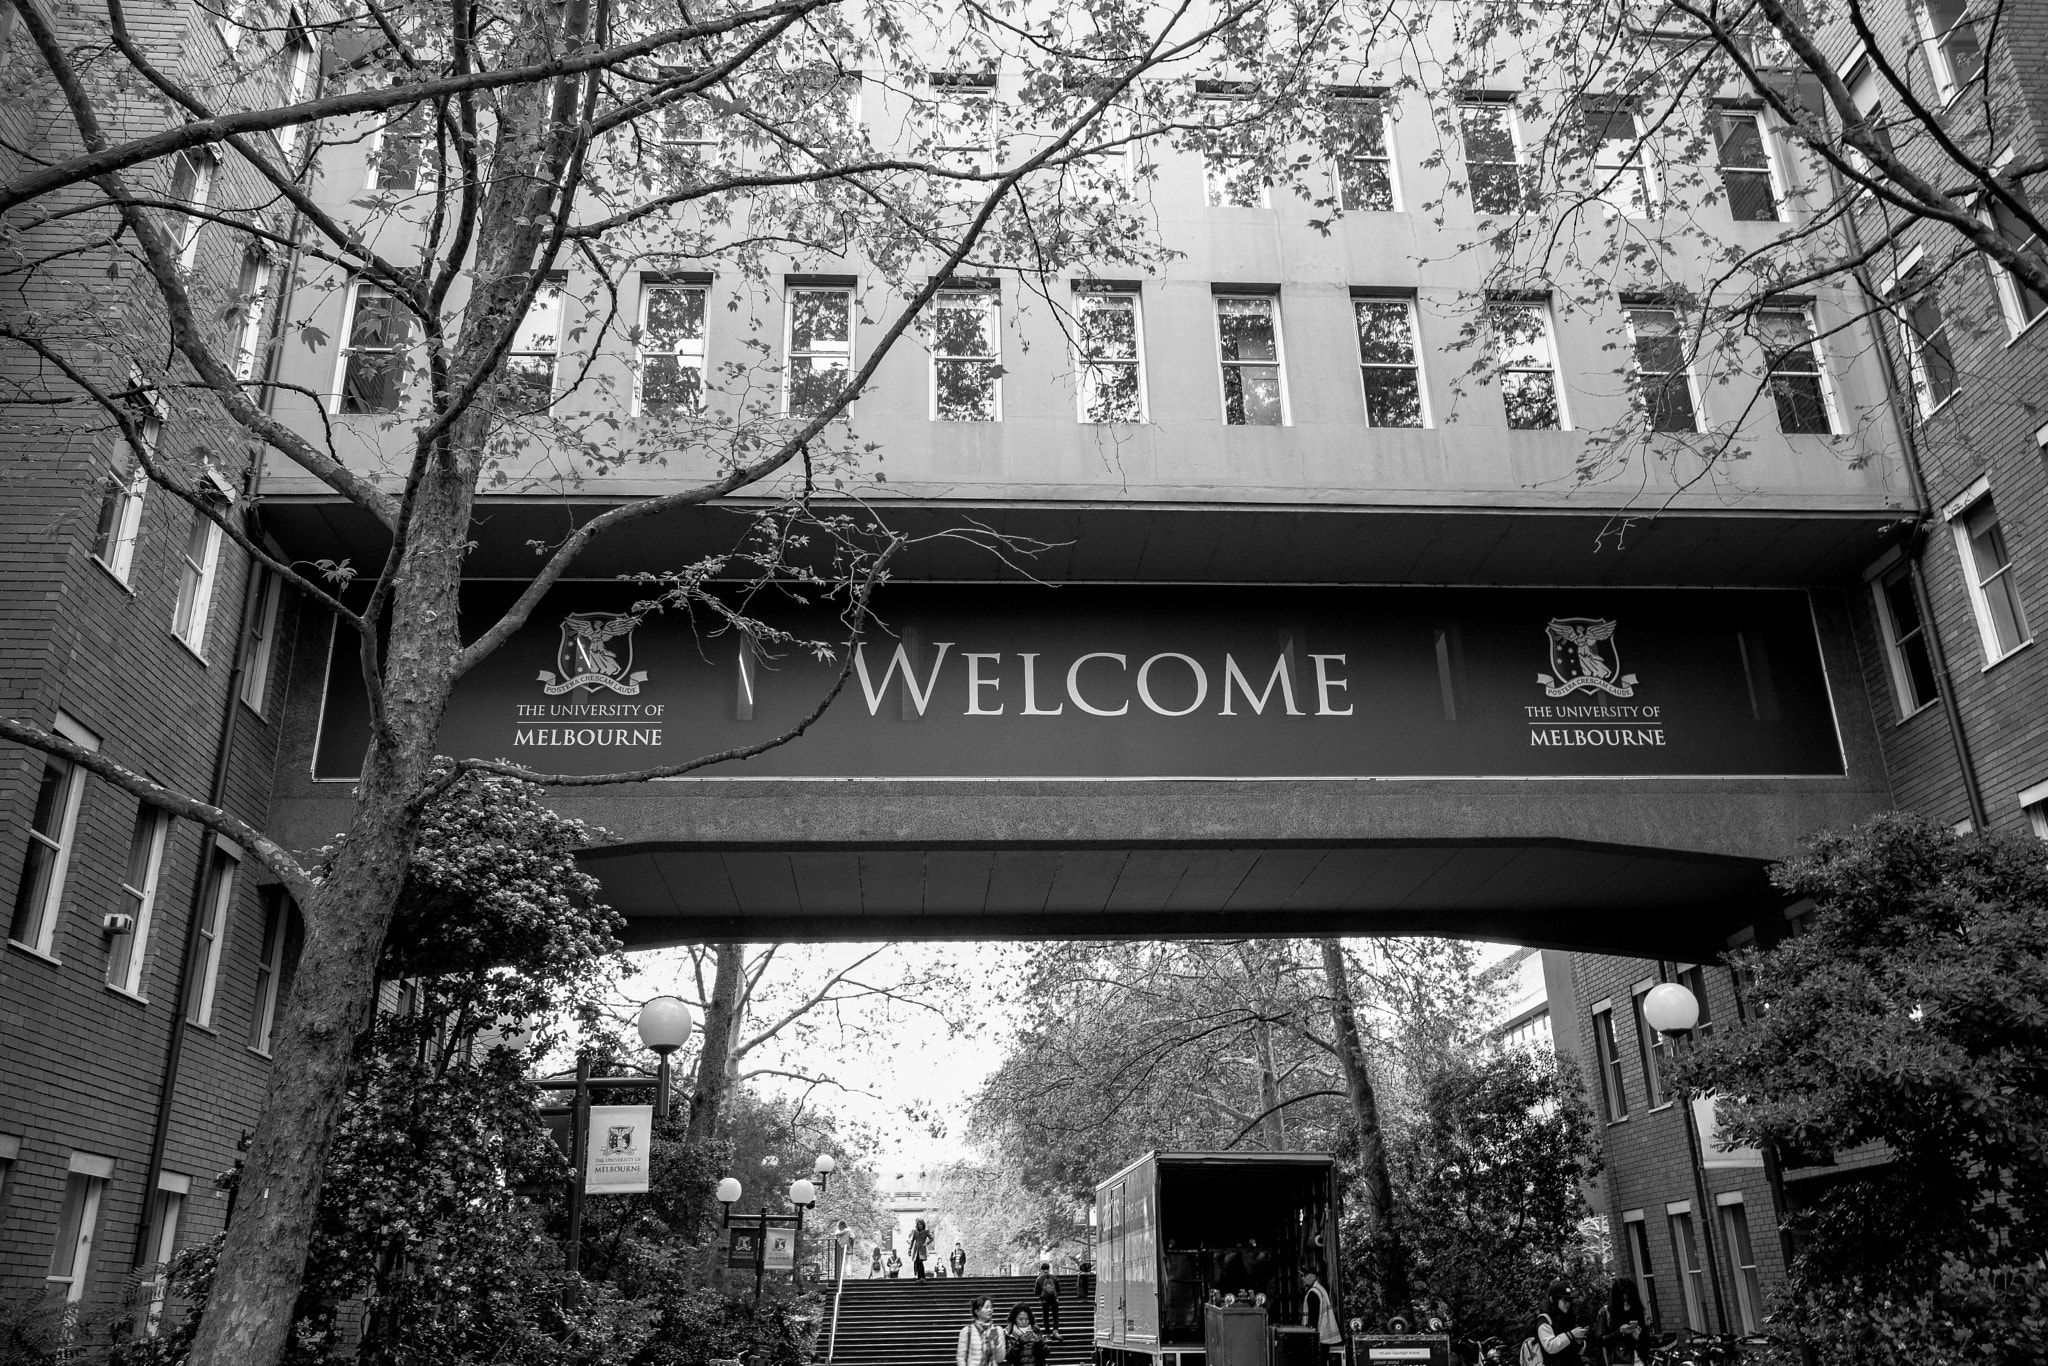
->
xmin=1678 ymin=813 xmax=2048 ymax=1366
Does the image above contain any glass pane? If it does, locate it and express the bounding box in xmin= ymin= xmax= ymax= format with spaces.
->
xmin=1649 ymin=381 xmax=1698 ymax=431
xmin=10 ymin=839 xmax=56 ymax=943
xmin=1725 ymin=168 xmax=1778 ymax=221
xmin=27 ymin=758 xmax=68 ymax=838
xmin=1716 ymin=115 xmax=1768 ymax=170
xmin=1207 ymin=159 xmax=1267 ymax=208
xmin=791 ymin=291 xmax=850 ymax=353
xmin=1216 ymin=299 xmax=1276 ymax=361
xmin=1759 ymin=311 xmax=1815 ymax=365
xmin=642 ymin=357 xmax=702 ymax=414
xmin=1469 ymin=163 xmax=1521 ymax=214
xmin=645 ymin=287 xmax=705 ymax=344
xmin=789 ymin=354 xmax=846 ymax=415
xmin=502 ymin=354 xmax=555 ymax=401
xmin=48 ymin=1177 xmax=88 ymax=1278
xmin=348 ymin=289 xmax=404 ymax=349
xmin=341 ymin=352 xmax=403 ymax=413
xmin=513 ymin=285 xmax=564 ymax=355
xmin=1460 ymin=104 xmax=1515 ymax=162
xmin=1965 ymin=506 xmax=2011 ymax=581
xmin=1222 ymin=365 xmax=1282 ymax=425
xmin=92 ymin=470 xmax=128 ymax=560
xmin=1502 ymin=372 xmax=1560 ymax=429
xmin=1907 ymin=296 xmax=1958 ymax=402
xmin=1771 ymin=374 xmax=1831 ymax=433
xmin=1333 ymin=100 xmax=1386 ymax=158
xmin=1340 ymin=160 xmax=1394 ymax=212
xmin=1079 ymin=299 xmax=1137 ymax=361
xmin=1491 ymin=305 xmax=1551 ymax=367
xmin=1361 ymin=368 xmax=1422 ymax=427
xmin=1081 ymin=363 xmax=1142 ymax=423
xmin=935 ymin=359 xmax=998 ymax=420
xmin=1986 ymin=572 xmax=2029 ymax=652
xmin=934 ymin=298 xmax=995 ymax=359
xmin=1353 ymin=301 xmax=1415 ymax=365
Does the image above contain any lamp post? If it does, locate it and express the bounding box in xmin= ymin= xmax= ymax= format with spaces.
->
xmin=717 ymin=1157 xmax=832 ymax=1303
xmin=637 ymin=995 xmax=695 ymax=1121
xmin=1643 ymin=974 xmax=1730 ymax=1339
xmin=790 ymin=1176 xmax=819 ymax=1290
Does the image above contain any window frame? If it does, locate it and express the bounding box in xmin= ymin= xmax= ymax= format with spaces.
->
xmin=167 ymin=147 xmax=217 ymax=270
xmin=1622 ymin=1212 xmax=1661 ymax=1330
xmin=1756 ymin=304 xmax=1837 ymax=435
xmin=1352 ymin=294 xmax=1428 ymax=429
xmin=634 ymin=279 xmax=708 ymax=417
xmin=2019 ymin=777 xmax=2048 ymax=841
xmin=1915 ymin=0 xmax=1984 ymax=104
xmin=1667 ymin=1206 xmax=1707 ymax=1333
xmin=1199 ymin=84 xmax=1271 ymax=209
xmin=1870 ymin=558 xmax=1940 ymax=718
xmin=1711 ymin=108 xmax=1784 ymax=223
xmin=105 ymin=804 xmax=171 ymax=998
xmin=929 ymin=73 xmax=997 ymax=176
xmin=1630 ymin=982 xmax=1671 ymax=1109
xmin=1591 ymin=1002 xmax=1629 ymax=1121
xmin=1718 ymin=1195 xmax=1764 ymax=1334
xmin=1624 ymin=303 xmax=1702 ymax=432
xmin=1583 ymin=102 xmax=1656 ymax=219
xmin=8 ymin=713 xmax=98 ymax=957
xmin=172 ymin=509 xmax=224 ymax=657
xmin=185 ymin=841 xmax=241 ymax=1029
xmin=249 ymin=891 xmax=290 ymax=1053
xmin=47 ymin=1156 xmax=113 ymax=1304
xmin=503 ymin=277 xmax=567 ymax=408
xmin=332 ymin=281 xmax=414 ymax=414
xmin=1213 ymin=292 xmax=1289 ymax=427
xmin=276 ymin=19 xmax=318 ymax=157
xmin=1946 ymin=484 xmax=2032 ymax=666
xmin=230 ymin=253 xmax=275 ymax=384
xmin=240 ymin=566 xmax=283 ymax=715
xmin=1979 ymin=177 xmax=2048 ymax=336
xmin=92 ymin=397 xmax=155 ymax=583
xmin=1330 ymin=90 xmax=1399 ymax=213
xmin=1074 ymin=289 xmax=1148 ymax=425
xmin=1488 ymin=298 xmax=1567 ymax=429
xmin=783 ymin=285 xmax=855 ymax=418
xmin=929 ymin=285 xmax=1003 ymax=422
xmin=138 ymin=1174 xmax=188 ymax=1336
xmin=1882 ymin=251 xmax=1960 ymax=415
xmin=365 ymin=107 xmax=431 ymax=191
xmin=1457 ymin=98 xmax=1525 ymax=216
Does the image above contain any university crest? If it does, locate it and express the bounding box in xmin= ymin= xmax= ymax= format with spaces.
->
xmin=538 ymin=611 xmax=648 ymax=695
xmin=1539 ymin=618 xmax=1638 ymax=698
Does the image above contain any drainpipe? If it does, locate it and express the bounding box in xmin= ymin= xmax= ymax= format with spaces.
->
xmin=132 ymin=198 xmax=305 ymax=1266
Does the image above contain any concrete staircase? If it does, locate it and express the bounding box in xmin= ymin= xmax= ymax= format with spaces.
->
xmin=827 ymin=1274 xmax=1096 ymax=1366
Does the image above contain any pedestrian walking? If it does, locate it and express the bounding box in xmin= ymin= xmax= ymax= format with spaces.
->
xmin=957 ymin=1296 xmax=1007 ymax=1366
xmin=951 ymin=1242 xmax=968 ymax=1278
xmin=1301 ymin=1266 xmax=1342 ymax=1365
xmin=1532 ymin=1282 xmax=1589 ymax=1366
xmin=912 ymin=1218 xmax=935 ymax=1280
xmin=1034 ymin=1260 xmax=1063 ymax=1339
xmin=888 ymin=1249 xmax=903 ymax=1278
xmin=871 ymin=1247 xmax=884 ymax=1279
xmin=1598 ymin=1277 xmax=1647 ymax=1365
xmin=833 ymin=1221 xmax=855 ymax=1280
xmin=1006 ymin=1303 xmax=1049 ymax=1366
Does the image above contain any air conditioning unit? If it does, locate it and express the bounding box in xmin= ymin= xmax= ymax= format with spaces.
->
xmin=102 ymin=913 xmax=135 ymax=935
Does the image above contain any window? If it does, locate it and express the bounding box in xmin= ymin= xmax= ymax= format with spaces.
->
xmin=1678 ymin=964 xmax=1717 ymax=1040
xmin=1459 ymin=101 xmax=1523 ymax=215
xmin=1332 ymin=93 xmax=1395 ymax=211
xmin=1623 ymin=1214 xmax=1661 ymax=1329
xmin=1719 ymin=1199 xmax=1763 ymax=1333
xmin=1200 ymin=83 xmax=1268 ymax=208
xmin=785 ymin=286 xmax=853 ymax=417
xmin=1949 ymin=491 xmax=2031 ymax=662
xmin=139 ymin=1176 xmax=188 ymax=1335
xmin=276 ymin=24 xmax=317 ymax=157
xmin=1591 ymin=1004 xmax=1629 ymax=1120
xmin=1917 ymin=0 xmax=1984 ymax=101
xmin=1584 ymin=103 xmax=1651 ymax=217
xmin=172 ymin=512 xmax=223 ymax=654
xmin=8 ymin=715 xmax=96 ymax=956
xmin=211 ymin=0 xmax=254 ymax=51
xmin=658 ymin=102 xmax=724 ymax=165
xmin=1982 ymin=181 xmax=2048 ymax=332
xmin=1713 ymin=111 xmax=1779 ymax=222
xmin=241 ymin=567 xmax=283 ymax=715
xmin=1841 ymin=57 xmax=1888 ymax=191
xmin=105 ymin=806 xmax=170 ymax=996
xmin=185 ymin=842 xmax=240 ymax=1028
xmin=335 ymin=283 xmax=413 ymax=413
xmin=1353 ymin=297 xmax=1425 ymax=427
xmin=932 ymin=287 xmax=1001 ymax=421
xmin=1630 ymin=986 xmax=1670 ymax=1106
xmin=1076 ymin=290 xmax=1145 ymax=424
xmin=1874 ymin=561 xmax=1941 ymax=713
xmin=636 ymin=282 xmax=706 ymax=416
xmin=1758 ymin=308 xmax=1833 ymax=434
xmin=93 ymin=400 xmax=154 ymax=580
xmin=367 ymin=107 xmax=429 ymax=190
xmin=930 ymin=73 xmax=995 ymax=174
xmin=167 ymin=148 xmax=216 ymax=270
xmin=47 ymin=1156 xmax=112 ymax=1302
xmin=1490 ymin=300 xmax=1563 ymax=429
xmin=1625 ymin=306 xmax=1699 ymax=431
xmin=1890 ymin=265 xmax=1958 ymax=413
xmin=1667 ymin=1209 xmax=1706 ymax=1333
xmin=249 ymin=892 xmax=290 ymax=1052
xmin=2020 ymin=778 xmax=2048 ymax=840
xmin=230 ymin=254 xmax=274 ymax=384
xmin=504 ymin=280 xmax=565 ymax=407
xmin=1215 ymin=294 xmax=1286 ymax=426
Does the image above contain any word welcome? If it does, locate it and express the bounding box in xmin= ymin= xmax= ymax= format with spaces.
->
xmin=852 ymin=643 xmax=1357 ymax=717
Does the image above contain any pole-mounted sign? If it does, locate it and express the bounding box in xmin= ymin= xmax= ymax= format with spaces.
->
xmin=585 ymin=1104 xmax=654 ymax=1195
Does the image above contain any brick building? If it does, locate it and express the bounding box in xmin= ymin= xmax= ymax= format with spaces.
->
xmin=0 ymin=0 xmax=2043 ymax=1348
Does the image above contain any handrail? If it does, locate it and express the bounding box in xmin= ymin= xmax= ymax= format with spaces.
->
xmin=826 ymin=1243 xmax=849 ymax=1361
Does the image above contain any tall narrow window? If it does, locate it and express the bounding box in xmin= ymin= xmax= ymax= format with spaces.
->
xmin=1200 ymin=82 xmax=1268 ymax=207
xmin=1631 ymin=986 xmax=1669 ymax=1107
xmin=1353 ymin=297 xmax=1424 ymax=427
xmin=166 ymin=148 xmax=216 ymax=270
xmin=930 ymin=73 xmax=996 ymax=175
xmin=138 ymin=1177 xmax=187 ymax=1335
xmin=932 ymin=287 xmax=1001 ymax=421
xmin=1917 ymin=0 xmax=1984 ymax=100
xmin=1891 ymin=267 xmax=1959 ymax=413
xmin=105 ymin=806 xmax=170 ymax=996
xmin=230 ymin=254 xmax=274 ymax=384
xmin=93 ymin=400 xmax=155 ymax=580
xmin=1678 ymin=964 xmax=1717 ymax=1039
xmin=186 ymin=843 xmax=240 ymax=1028
xmin=1490 ymin=301 xmax=1562 ymax=429
xmin=1584 ymin=104 xmax=1651 ymax=217
xmin=46 ymin=1162 xmax=111 ymax=1303
xmin=637 ymin=282 xmax=706 ymax=416
xmin=1624 ymin=1216 xmax=1661 ymax=1328
xmin=1874 ymin=562 xmax=1939 ymax=714
xmin=1982 ymin=181 xmax=2048 ymax=333
xmin=1758 ymin=308 xmax=1833 ymax=434
xmin=1215 ymin=294 xmax=1286 ymax=426
xmin=1459 ymin=101 xmax=1523 ymax=215
xmin=1625 ymin=306 xmax=1698 ymax=432
xmin=1076 ymin=290 xmax=1145 ymax=424
xmin=1668 ymin=1211 xmax=1706 ymax=1332
xmin=1720 ymin=1200 xmax=1763 ymax=1333
xmin=504 ymin=280 xmax=565 ymax=407
xmin=785 ymin=286 xmax=853 ymax=417
xmin=249 ymin=893 xmax=290 ymax=1052
xmin=335 ymin=283 xmax=413 ymax=414
xmin=1714 ymin=111 xmax=1780 ymax=222
xmin=276 ymin=23 xmax=318 ymax=157
xmin=241 ymin=567 xmax=283 ymax=715
xmin=1950 ymin=492 xmax=2031 ymax=662
xmin=8 ymin=716 xmax=95 ymax=955
xmin=1591 ymin=1005 xmax=1629 ymax=1120
xmin=2022 ymin=779 xmax=2048 ymax=841
xmin=172 ymin=512 xmax=223 ymax=654
xmin=1331 ymin=92 xmax=1395 ymax=211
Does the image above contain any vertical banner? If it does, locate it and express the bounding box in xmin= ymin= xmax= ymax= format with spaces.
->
xmin=763 ymin=1224 xmax=797 ymax=1270
xmin=586 ymin=1104 xmax=654 ymax=1194
xmin=729 ymin=1225 xmax=765 ymax=1268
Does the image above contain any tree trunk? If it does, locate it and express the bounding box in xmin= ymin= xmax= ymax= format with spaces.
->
xmin=1317 ymin=937 xmax=1408 ymax=1314
xmin=1256 ymin=1020 xmax=1285 ymax=1151
xmin=687 ymin=942 xmax=745 ymax=1143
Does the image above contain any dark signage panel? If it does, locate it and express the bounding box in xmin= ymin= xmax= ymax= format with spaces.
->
xmin=314 ymin=586 xmax=1844 ymax=780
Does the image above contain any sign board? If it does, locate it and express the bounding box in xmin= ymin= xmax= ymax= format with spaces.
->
xmin=762 ymin=1224 xmax=797 ymax=1271
xmin=728 ymin=1226 xmax=764 ymax=1269
xmin=1352 ymin=1337 xmax=1453 ymax=1366
xmin=585 ymin=1104 xmax=653 ymax=1195
xmin=317 ymin=585 xmax=1844 ymax=781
